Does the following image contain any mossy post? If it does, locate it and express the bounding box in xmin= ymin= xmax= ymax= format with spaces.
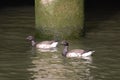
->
xmin=35 ymin=0 xmax=84 ymax=39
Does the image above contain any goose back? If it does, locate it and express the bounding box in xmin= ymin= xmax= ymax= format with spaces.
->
xmin=66 ymin=49 xmax=85 ymax=58
xmin=36 ymin=41 xmax=58 ymax=49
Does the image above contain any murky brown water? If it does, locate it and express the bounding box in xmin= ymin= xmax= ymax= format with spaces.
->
xmin=0 ymin=6 xmax=120 ymax=80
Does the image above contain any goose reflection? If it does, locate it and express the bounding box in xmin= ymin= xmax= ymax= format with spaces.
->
xmin=36 ymin=47 xmax=58 ymax=52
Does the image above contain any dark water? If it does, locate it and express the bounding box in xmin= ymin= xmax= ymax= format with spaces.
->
xmin=0 ymin=6 xmax=120 ymax=80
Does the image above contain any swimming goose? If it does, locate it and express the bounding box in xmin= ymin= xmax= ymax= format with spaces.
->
xmin=61 ymin=41 xmax=95 ymax=58
xmin=26 ymin=36 xmax=58 ymax=49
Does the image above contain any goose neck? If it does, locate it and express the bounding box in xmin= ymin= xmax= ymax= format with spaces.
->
xmin=62 ymin=46 xmax=68 ymax=56
xmin=31 ymin=40 xmax=36 ymax=46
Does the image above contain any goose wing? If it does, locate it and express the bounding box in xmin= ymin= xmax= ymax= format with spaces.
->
xmin=39 ymin=41 xmax=54 ymax=44
xmin=69 ymin=49 xmax=85 ymax=54
xmin=66 ymin=49 xmax=85 ymax=58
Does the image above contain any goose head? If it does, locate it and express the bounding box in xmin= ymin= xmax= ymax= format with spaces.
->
xmin=61 ymin=40 xmax=69 ymax=46
xmin=26 ymin=36 xmax=34 ymax=41
xmin=26 ymin=36 xmax=36 ymax=46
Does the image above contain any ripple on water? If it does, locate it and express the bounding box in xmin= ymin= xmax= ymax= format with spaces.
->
xmin=0 ymin=6 xmax=120 ymax=80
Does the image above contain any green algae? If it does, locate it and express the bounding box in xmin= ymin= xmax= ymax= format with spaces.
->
xmin=35 ymin=0 xmax=84 ymax=39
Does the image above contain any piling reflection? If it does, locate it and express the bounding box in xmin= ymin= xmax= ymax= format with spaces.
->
xmin=28 ymin=47 xmax=93 ymax=80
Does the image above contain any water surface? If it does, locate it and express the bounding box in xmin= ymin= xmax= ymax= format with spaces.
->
xmin=0 ymin=6 xmax=120 ymax=80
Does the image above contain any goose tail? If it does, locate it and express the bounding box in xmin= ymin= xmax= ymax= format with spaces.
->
xmin=82 ymin=50 xmax=95 ymax=57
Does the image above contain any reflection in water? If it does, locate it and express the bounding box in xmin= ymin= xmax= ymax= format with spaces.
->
xmin=28 ymin=49 xmax=93 ymax=80
xmin=36 ymin=48 xmax=58 ymax=52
